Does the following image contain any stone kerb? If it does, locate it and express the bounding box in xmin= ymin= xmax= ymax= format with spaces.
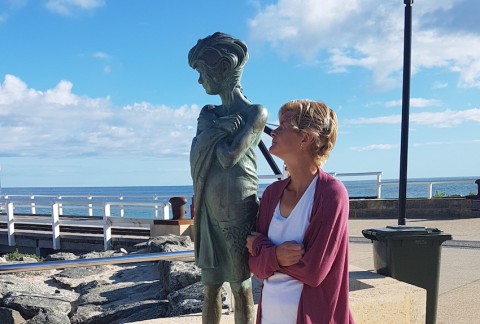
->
xmin=349 ymin=266 xmax=426 ymax=324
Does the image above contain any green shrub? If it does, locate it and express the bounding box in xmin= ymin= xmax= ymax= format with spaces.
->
xmin=433 ymin=191 xmax=447 ymax=198
xmin=5 ymin=249 xmax=44 ymax=262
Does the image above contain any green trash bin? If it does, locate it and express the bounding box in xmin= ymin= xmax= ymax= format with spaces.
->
xmin=362 ymin=225 xmax=452 ymax=324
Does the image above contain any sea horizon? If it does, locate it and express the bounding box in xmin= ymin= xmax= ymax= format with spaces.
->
xmin=1 ymin=175 xmax=478 ymax=198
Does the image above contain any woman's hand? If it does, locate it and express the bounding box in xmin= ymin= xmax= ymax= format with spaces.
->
xmin=275 ymin=241 xmax=305 ymax=267
xmin=246 ymin=232 xmax=261 ymax=255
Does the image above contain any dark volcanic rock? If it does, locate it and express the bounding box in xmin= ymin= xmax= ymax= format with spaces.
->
xmin=147 ymin=234 xmax=194 ymax=252
xmin=25 ymin=310 xmax=70 ymax=324
xmin=44 ymin=252 xmax=79 ymax=262
xmin=0 ymin=235 xmax=227 ymax=323
xmin=0 ymin=306 xmax=26 ymax=323
xmin=166 ymin=281 xmax=231 ymax=317
xmin=158 ymin=260 xmax=201 ymax=293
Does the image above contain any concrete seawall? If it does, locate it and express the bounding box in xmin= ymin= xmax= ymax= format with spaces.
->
xmin=350 ymin=197 xmax=479 ymax=219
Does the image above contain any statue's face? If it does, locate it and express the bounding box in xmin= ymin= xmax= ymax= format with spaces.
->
xmin=196 ymin=65 xmax=222 ymax=95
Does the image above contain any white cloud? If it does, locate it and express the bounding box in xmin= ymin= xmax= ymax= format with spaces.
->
xmin=412 ymin=109 xmax=480 ymax=127
xmin=0 ymin=74 xmax=199 ymax=158
xmin=350 ymin=144 xmax=396 ymax=152
xmin=93 ymin=52 xmax=110 ymax=60
xmin=413 ymin=139 xmax=480 ymax=147
xmin=45 ymin=0 xmax=106 ymax=16
xmin=92 ymin=51 xmax=113 ymax=74
xmin=45 ymin=80 xmax=79 ymax=105
xmin=0 ymin=74 xmax=41 ymax=105
xmin=248 ymin=0 xmax=480 ymax=89
xmin=347 ymin=115 xmax=401 ymax=125
xmin=347 ymin=108 xmax=480 ymax=128
xmin=432 ymin=81 xmax=448 ymax=89
xmin=385 ymin=98 xmax=443 ymax=108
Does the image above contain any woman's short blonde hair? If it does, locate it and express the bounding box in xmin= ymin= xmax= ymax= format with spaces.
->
xmin=279 ymin=99 xmax=338 ymax=167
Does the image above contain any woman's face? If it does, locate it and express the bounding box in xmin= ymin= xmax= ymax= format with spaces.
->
xmin=269 ymin=110 xmax=303 ymax=159
xmin=196 ymin=65 xmax=222 ymax=95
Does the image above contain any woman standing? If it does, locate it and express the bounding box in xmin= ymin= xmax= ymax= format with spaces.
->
xmin=247 ymin=100 xmax=354 ymax=323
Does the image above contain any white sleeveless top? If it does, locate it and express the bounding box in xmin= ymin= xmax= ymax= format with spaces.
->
xmin=261 ymin=175 xmax=317 ymax=324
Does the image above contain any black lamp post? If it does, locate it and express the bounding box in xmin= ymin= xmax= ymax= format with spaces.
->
xmin=398 ymin=0 xmax=413 ymax=225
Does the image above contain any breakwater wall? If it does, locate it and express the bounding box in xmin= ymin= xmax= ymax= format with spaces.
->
xmin=350 ymin=197 xmax=480 ymax=219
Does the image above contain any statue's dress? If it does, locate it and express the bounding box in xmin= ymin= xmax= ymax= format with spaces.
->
xmin=190 ymin=105 xmax=259 ymax=284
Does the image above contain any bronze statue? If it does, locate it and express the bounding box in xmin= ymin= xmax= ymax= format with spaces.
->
xmin=189 ymin=32 xmax=268 ymax=324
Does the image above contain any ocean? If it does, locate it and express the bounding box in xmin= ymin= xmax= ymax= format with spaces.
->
xmin=1 ymin=176 xmax=478 ymax=219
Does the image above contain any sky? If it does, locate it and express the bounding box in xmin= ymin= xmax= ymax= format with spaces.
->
xmin=0 ymin=0 xmax=479 ymax=188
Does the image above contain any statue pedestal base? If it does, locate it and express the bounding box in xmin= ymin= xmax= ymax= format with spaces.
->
xmin=150 ymin=219 xmax=195 ymax=240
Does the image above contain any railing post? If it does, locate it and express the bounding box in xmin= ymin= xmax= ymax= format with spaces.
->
xmin=154 ymin=196 xmax=159 ymax=218
xmin=428 ymin=183 xmax=433 ymax=199
xmin=163 ymin=203 xmax=170 ymax=220
xmin=103 ymin=203 xmax=112 ymax=250
xmin=119 ymin=196 xmax=124 ymax=217
xmin=30 ymin=195 xmax=36 ymax=214
xmin=58 ymin=196 xmax=63 ymax=215
xmin=88 ymin=196 xmax=93 ymax=216
xmin=51 ymin=203 xmax=61 ymax=250
xmin=7 ymin=202 xmax=15 ymax=246
xmin=376 ymin=173 xmax=382 ymax=199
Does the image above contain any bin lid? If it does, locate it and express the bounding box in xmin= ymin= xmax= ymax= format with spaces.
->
xmin=362 ymin=225 xmax=451 ymax=241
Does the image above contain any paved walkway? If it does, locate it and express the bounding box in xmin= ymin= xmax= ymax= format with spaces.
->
xmin=133 ymin=217 xmax=480 ymax=324
xmin=349 ymin=218 xmax=480 ymax=324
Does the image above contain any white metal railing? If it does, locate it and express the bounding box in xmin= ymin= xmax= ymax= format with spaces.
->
xmin=327 ymin=172 xmax=478 ymax=199
xmin=418 ymin=180 xmax=473 ymax=199
xmin=0 ymin=200 xmax=174 ymax=251
xmin=1 ymin=173 xmax=477 ymax=249
xmin=373 ymin=179 xmax=478 ymax=199
xmin=0 ymin=194 xmax=179 ymax=217
xmin=332 ymin=172 xmax=383 ymax=198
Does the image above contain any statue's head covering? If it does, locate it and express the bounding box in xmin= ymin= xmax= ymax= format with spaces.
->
xmin=188 ymin=33 xmax=248 ymax=89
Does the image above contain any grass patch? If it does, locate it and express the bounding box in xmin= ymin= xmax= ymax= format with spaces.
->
xmin=433 ymin=191 xmax=447 ymax=198
xmin=5 ymin=249 xmax=44 ymax=262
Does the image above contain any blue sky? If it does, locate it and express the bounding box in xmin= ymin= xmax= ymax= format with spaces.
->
xmin=0 ymin=0 xmax=479 ymax=187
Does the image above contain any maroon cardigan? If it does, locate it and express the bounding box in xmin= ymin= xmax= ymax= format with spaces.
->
xmin=249 ymin=169 xmax=355 ymax=323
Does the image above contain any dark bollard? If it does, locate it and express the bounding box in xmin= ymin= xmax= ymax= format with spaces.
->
xmin=190 ymin=196 xmax=195 ymax=219
xmin=169 ymin=197 xmax=187 ymax=220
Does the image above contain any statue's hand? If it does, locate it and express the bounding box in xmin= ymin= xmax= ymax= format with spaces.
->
xmin=214 ymin=114 xmax=244 ymax=136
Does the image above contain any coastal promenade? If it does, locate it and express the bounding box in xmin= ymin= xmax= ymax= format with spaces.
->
xmin=133 ymin=217 xmax=480 ymax=324
xmin=349 ymin=217 xmax=480 ymax=324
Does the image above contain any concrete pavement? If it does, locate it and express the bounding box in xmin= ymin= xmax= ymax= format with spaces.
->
xmin=349 ymin=218 xmax=480 ymax=324
xmin=132 ymin=217 xmax=480 ymax=324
